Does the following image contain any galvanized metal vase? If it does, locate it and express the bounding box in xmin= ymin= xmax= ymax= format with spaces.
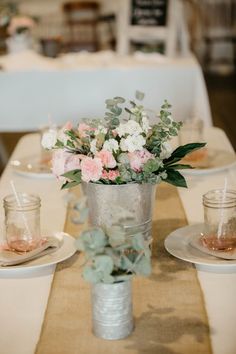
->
xmin=83 ymin=183 xmax=156 ymax=244
xmin=91 ymin=280 xmax=133 ymax=340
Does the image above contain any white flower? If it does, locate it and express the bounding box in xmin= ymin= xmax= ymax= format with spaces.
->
xmin=41 ymin=129 xmax=57 ymax=149
xmin=94 ymin=125 xmax=108 ymax=136
xmin=90 ymin=138 xmax=97 ymax=154
xmin=160 ymin=142 xmax=172 ymax=159
xmin=120 ymin=134 xmax=146 ymax=153
xmin=103 ymin=138 xmax=119 ymax=152
xmin=57 ymin=129 xmax=68 ymax=145
xmin=141 ymin=116 xmax=150 ymax=134
xmin=116 ymin=120 xmax=143 ymax=137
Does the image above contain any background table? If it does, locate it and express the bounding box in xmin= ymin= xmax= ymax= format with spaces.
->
xmin=0 ymin=51 xmax=212 ymax=131
xmin=0 ymin=127 xmax=235 ymax=354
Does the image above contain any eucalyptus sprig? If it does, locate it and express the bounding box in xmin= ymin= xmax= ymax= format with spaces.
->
xmin=75 ymin=224 xmax=151 ymax=284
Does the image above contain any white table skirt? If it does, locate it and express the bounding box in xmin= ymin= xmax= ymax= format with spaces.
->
xmin=0 ymin=53 xmax=212 ymax=131
xmin=0 ymin=127 xmax=235 ymax=354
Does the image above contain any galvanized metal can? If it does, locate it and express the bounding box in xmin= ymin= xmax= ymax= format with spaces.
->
xmin=84 ymin=183 xmax=156 ymax=244
xmin=91 ymin=280 xmax=133 ymax=340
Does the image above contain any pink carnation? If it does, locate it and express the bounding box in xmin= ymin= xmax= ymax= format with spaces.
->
xmin=95 ymin=150 xmax=116 ymax=168
xmin=112 ymin=130 xmax=118 ymax=137
xmin=8 ymin=16 xmax=35 ymax=35
xmin=65 ymin=154 xmax=81 ymax=172
xmin=102 ymin=170 xmax=120 ymax=181
xmin=62 ymin=121 xmax=73 ymax=131
xmin=81 ymin=157 xmax=103 ymax=183
xmin=52 ymin=150 xmax=71 ymax=180
xmin=128 ymin=149 xmax=154 ymax=172
xmin=52 ymin=150 xmax=82 ymax=180
xmin=78 ymin=123 xmax=94 ymax=138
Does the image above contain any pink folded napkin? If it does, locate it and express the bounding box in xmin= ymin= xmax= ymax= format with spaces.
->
xmin=0 ymin=237 xmax=61 ymax=266
xmin=190 ymin=234 xmax=236 ymax=260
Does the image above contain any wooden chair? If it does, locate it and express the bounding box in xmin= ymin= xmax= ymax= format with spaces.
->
xmin=62 ymin=1 xmax=100 ymax=52
xmin=116 ymin=0 xmax=190 ymax=56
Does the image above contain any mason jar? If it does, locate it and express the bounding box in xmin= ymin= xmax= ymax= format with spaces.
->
xmin=202 ymin=189 xmax=236 ymax=251
xmin=3 ymin=193 xmax=41 ymax=252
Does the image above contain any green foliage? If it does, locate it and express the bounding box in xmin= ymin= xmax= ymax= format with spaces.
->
xmin=163 ymin=143 xmax=206 ymax=166
xmin=75 ymin=223 xmax=152 ymax=284
xmin=47 ymin=92 xmax=207 ymax=189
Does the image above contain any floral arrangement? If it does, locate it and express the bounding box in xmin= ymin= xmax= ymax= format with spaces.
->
xmin=42 ymin=91 xmax=205 ymax=189
xmin=7 ymin=16 xmax=35 ymax=36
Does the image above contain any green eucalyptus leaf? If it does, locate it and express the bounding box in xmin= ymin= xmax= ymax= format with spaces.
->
xmin=133 ymin=255 xmax=152 ymax=276
xmin=83 ymin=266 xmax=101 ymax=283
xmin=75 ymin=228 xmax=107 ymax=254
xmin=106 ymin=225 xmax=126 ymax=247
xmin=94 ymin=255 xmax=114 ymax=275
xmin=111 ymin=106 xmax=122 ymax=116
xmin=120 ymin=255 xmax=134 ymax=270
xmin=132 ymin=233 xmax=146 ymax=251
xmin=114 ymin=96 xmax=125 ymax=104
xmin=105 ymin=98 xmax=116 ymax=106
xmin=143 ymin=159 xmax=161 ymax=174
xmin=135 ymin=90 xmax=145 ymax=101
xmin=71 ymin=208 xmax=89 ymax=224
xmin=102 ymin=274 xmax=115 ymax=284
xmin=73 ymin=196 xmax=87 ymax=211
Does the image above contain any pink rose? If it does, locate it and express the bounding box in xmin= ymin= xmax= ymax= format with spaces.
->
xmin=95 ymin=150 xmax=116 ymax=168
xmin=128 ymin=149 xmax=154 ymax=172
xmin=78 ymin=123 xmax=95 ymax=138
xmin=52 ymin=149 xmax=71 ymax=179
xmin=102 ymin=170 xmax=120 ymax=181
xmin=81 ymin=157 xmax=103 ymax=183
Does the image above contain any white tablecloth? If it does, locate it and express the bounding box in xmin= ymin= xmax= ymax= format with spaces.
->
xmin=1 ymin=127 xmax=235 ymax=354
xmin=0 ymin=51 xmax=212 ymax=131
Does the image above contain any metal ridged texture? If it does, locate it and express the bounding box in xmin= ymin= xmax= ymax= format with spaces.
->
xmin=84 ymin=183 xmax=156 ymax=244
xmin=91 ymin=280 xmax=133 ymax=340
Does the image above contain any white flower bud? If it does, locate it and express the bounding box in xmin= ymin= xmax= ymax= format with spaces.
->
xmin=41 ymin=129 xmax=57 ymax=149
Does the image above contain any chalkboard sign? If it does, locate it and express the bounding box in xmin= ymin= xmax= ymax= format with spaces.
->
xmin=131 ymin=0 xmax=168 ymax=26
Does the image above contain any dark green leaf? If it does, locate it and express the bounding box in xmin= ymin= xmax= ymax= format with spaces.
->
xmin=62 ymin=169 xmax=81 ymax=182
xmin=167 ymin=164 xmax=193 ymax=170
xmin=55 ymin=139 xmax=64 ymax=148
xmin=61 ymin=180 xmax=79 ymax=190
xmin=164 ymin=169 xmax=187 ymax=188
xmin=164 ymin=143 xmax=206 ymax=165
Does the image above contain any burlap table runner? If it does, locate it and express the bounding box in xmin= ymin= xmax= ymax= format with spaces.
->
xmin=36 ymin=184 xmax=212 ymax=354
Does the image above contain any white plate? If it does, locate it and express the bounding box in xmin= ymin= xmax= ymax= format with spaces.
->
xmin=182 ymin=149 xmax=236 ymax=175
xmin=164 ymin=224 xmax=236 ymax=273
xmin=0 ymin=234 xmax=77 ymax=273
xmin=11 ymin=155 xmax=54 ymax=179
